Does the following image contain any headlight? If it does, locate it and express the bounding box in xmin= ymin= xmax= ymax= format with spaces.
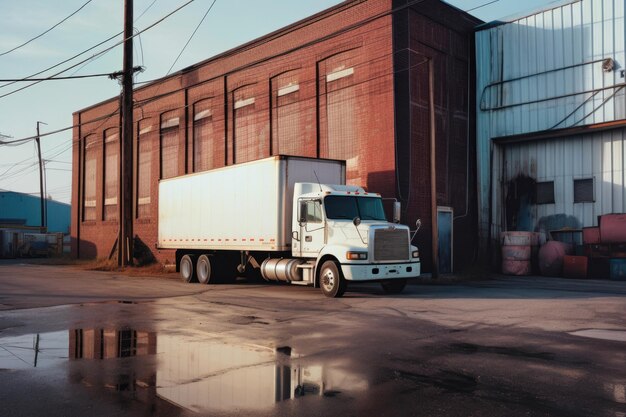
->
xmin=346 ymin=251 xmax=368 ymax=260
xmin=412 ymin=250 xmax=420 ymax=258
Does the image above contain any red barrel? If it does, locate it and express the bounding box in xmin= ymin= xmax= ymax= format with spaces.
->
xmin=539 ymin=241 xmax=573 ymax=277
xmin=599 ymin=214 xmax=626 ymax=243
xmin=563 ymin=255 xmax=588 ymax=279
xmin=502 ymin=245 xmax=531 ymax=261
xmin=501 ymin=232 xmax=537 ymax=276
xmin=583 ymin=227 xmax=601 ymax=244
xmin=502 ymin=259 xmax=532 ymax=275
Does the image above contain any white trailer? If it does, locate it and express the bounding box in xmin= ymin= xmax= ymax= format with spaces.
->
xmin=158 ymin=156 xmax=421 ymax=297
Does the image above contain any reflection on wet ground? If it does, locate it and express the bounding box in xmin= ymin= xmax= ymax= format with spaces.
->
xmin=0 ymin=328 xmax=366 ymax=414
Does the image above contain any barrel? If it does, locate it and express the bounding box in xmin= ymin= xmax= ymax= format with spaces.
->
xmin=599 ymin=214 xmax=626 ymax=243
xmin=538 ymin=241 xmax=573 ymax=277
xmin=500 ymin=232 xmax=537 ymax=276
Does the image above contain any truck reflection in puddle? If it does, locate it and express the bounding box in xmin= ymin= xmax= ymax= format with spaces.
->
xmin=0 ymin=329 xmax=367 ymax=414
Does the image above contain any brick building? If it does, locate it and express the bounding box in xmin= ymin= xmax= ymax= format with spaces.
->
xmin=71 ymin=0 xmax=480 ymax=272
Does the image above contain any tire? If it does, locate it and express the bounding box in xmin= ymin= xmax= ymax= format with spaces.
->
xmin=319 ymin=260 xmax=347 ymax=298
xmin=196 ymin=254 xmax=213 ymax=284
xmin=381 ymin=278 xmax=407 ymax=294
xmin=180 ymin=254 xmax=198 ymax=283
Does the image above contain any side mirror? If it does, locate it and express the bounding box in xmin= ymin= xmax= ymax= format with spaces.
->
xmin=415 ymin=218 xmax=422 ymax=231
xmin=393 ymin=201 xmax=401 ymax=223
xmin=352 ymin=217 xmax=361 ymax=227
xmin=292 ymin=231 xmax=299 ymax=241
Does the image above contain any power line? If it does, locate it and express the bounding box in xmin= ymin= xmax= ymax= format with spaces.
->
xmin=0 ymin=0 xmax=95 ymax=57
xmin=0 ymin=72 xmax=120 ymax=82
xmin=165 ymin=0 xmax=218 ymax=76
xmin=465 ymin=0 xmax=501 ymax=12
xmin=0 ymin=0 xmax=197 ymax=100
xmin=69 ymin=0 xmax=158 ymax=77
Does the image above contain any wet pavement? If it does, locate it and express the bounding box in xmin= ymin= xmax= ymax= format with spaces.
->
xmin=0 ymin=261 xmax=626 ymax=416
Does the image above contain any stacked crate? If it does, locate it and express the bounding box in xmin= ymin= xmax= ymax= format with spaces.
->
xmin=579 ymin=214 xmax=626 ymax=280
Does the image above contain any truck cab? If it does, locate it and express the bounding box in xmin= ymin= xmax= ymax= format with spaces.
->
xmin=290 ymin=183 xmax=421 ymax=297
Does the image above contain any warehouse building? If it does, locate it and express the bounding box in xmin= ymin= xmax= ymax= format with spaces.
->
xmin=476 ymin=0 xmax=626 ymax=257
xmin=71 ymin=0 xmax=480 ymax=272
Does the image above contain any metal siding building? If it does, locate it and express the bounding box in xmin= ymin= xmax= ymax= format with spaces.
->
xmin=0 ymin=191 xmax=71 ymax=234
xmin=476 ymin=0 xmax=626 ymax=249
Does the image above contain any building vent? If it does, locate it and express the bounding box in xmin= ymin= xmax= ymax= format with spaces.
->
xmin=574 ymin=178 xmax=594 ymax=203
xmin=536 ymin=181 xmax=555 ymax=204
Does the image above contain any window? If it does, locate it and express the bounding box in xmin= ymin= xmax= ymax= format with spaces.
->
xmin=160 ymin=111 xmax=179 ymax=179
xmin=272 ymin=72 xmax=304 ymax=156
xmin=103 ymin=129 xmax=118 ymax=220
xmin=536 ymin=181 xmax=555 ymax=204
xmin=326 ymin=66 xmax=356 ymax=165
xmin=319 ymin=51 xmax=360 ymax=181
xmin=574 ymin=178 xmax=594 ymax=203
xmin=83 ymin=135 xmax=97 ymax=221
xmin=193 ymin=100 xmax=214 ymax=172
xmin=301 ymin=200 xmax=323 ymax=223
xmin=233 ymin=89 xmax=259 ymax=163
xmin=324 ymin=196 xmax=386 ymax=221
xmin=137 ymin=120 xmax=152 ymax=218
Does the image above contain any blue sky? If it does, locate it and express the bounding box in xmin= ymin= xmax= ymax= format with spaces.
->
xmin=0 ymin=0 xmax=555 ymax=203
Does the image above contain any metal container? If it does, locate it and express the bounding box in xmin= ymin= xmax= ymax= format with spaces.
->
xmin=600 ymin=214 xmax=626 ymax=243
xmin=538 ymin=241 xmax=573 ymax=277
xmin=609 ymin=259 xmax=626 ymax=281
xmin=261 ymin=258 xmax=304 ymax=282
xmin=501 ymin=231 xmax=538 ymax=246
xmin=501 ymin=245 xmax=531 ymax=261
xmin=563 ymin=256 xmax=588 ymax=279
xmin=502 ymin=259 xmax=531 ymax=276
xmin=582 ymin=227 xmax=601 ymax=245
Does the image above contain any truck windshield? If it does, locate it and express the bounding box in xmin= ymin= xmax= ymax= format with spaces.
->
xmin=324 ymin=196 xmax=387 ymax=221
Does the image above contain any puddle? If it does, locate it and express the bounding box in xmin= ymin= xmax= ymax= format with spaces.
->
xmin=450 ymin=343 xmax=555 ymax=360
xmin=394 ymin=369 xmax=477 ymax=394
xmin=0 ymin=328 xmax=368 ymax=414
xmin=0 ymin=331 xmax=68 ymax=369
xmin=570 ymin=329 xmax=626 ymax=343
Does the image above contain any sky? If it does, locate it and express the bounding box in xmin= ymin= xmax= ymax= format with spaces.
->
xmin=0 ymin=0 xmax=556 ymax=204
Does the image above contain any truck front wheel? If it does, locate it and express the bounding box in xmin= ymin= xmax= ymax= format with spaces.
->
xmin=180 ymin=254 xmax=198 ymax=283
xmin=319 ymin=260 xmax=347 ymax=298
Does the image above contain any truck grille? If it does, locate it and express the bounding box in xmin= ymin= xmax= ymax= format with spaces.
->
xmin=374 ymin=229 xmax=409 ymax=261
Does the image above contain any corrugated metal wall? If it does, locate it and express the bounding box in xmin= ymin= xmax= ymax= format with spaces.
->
xmin=476 ymin=0 xmax=626 ymax=243
xmin=504 ymin=129 xmax=626 ymax=232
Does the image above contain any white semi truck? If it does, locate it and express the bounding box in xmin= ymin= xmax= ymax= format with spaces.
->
xmin=158 ymin=156 xmax=420 ymax=297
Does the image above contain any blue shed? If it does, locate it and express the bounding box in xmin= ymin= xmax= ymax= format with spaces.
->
xmin=0 ymin=191 xmax=71 ymax=234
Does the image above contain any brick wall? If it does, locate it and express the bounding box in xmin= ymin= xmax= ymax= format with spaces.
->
xmin=71 ymin=0 xmax=479 ymax=272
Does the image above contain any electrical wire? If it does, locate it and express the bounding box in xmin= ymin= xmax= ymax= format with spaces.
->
xmin=68 ymin=0 xmax=158 ymax=77
xmin=0 ymin=0 xmax=197 ymax=100
xmin=0 ymin=72 xmax=118 ymax=82
xmin=165 ymin=0 xmax=218 ymax=76
xmin=0 ymin=0 xmax=94 ymax=57
xmin=466 ymin=0 xmax=501 ymax=12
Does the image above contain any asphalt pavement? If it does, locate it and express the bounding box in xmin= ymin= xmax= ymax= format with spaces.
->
xmin=0 ymin=260 xmax=625 ymax=417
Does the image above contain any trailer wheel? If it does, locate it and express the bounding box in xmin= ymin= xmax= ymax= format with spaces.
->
xmin=319 ymin=260 xmax=346 ymax=298
xmin=197 ymin=254 xmax=213 ymax=284
xmin=180 ymin=255 xmax=198 ymax=283
xmin=381 ymin=279 xmax=407 ymax=294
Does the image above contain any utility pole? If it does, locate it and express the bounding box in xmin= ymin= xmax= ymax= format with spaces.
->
xmin=428 ymin=58 xmax=439 ymax=279
xmin=118 ymin=0 xmax=134 ymax=267
xmin=35 ymin=121 xmax=48 ymax=232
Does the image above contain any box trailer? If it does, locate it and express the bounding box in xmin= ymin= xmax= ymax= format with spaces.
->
xmin=158 ymin=156 xmax=421 ymax=297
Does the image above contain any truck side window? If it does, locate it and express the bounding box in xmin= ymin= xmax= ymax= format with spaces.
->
xmin=306 ymin=200 xmax=323 ymax=223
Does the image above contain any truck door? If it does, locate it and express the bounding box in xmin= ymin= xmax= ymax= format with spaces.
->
xmin=298 ymin=199 xmax=325 ymax=258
